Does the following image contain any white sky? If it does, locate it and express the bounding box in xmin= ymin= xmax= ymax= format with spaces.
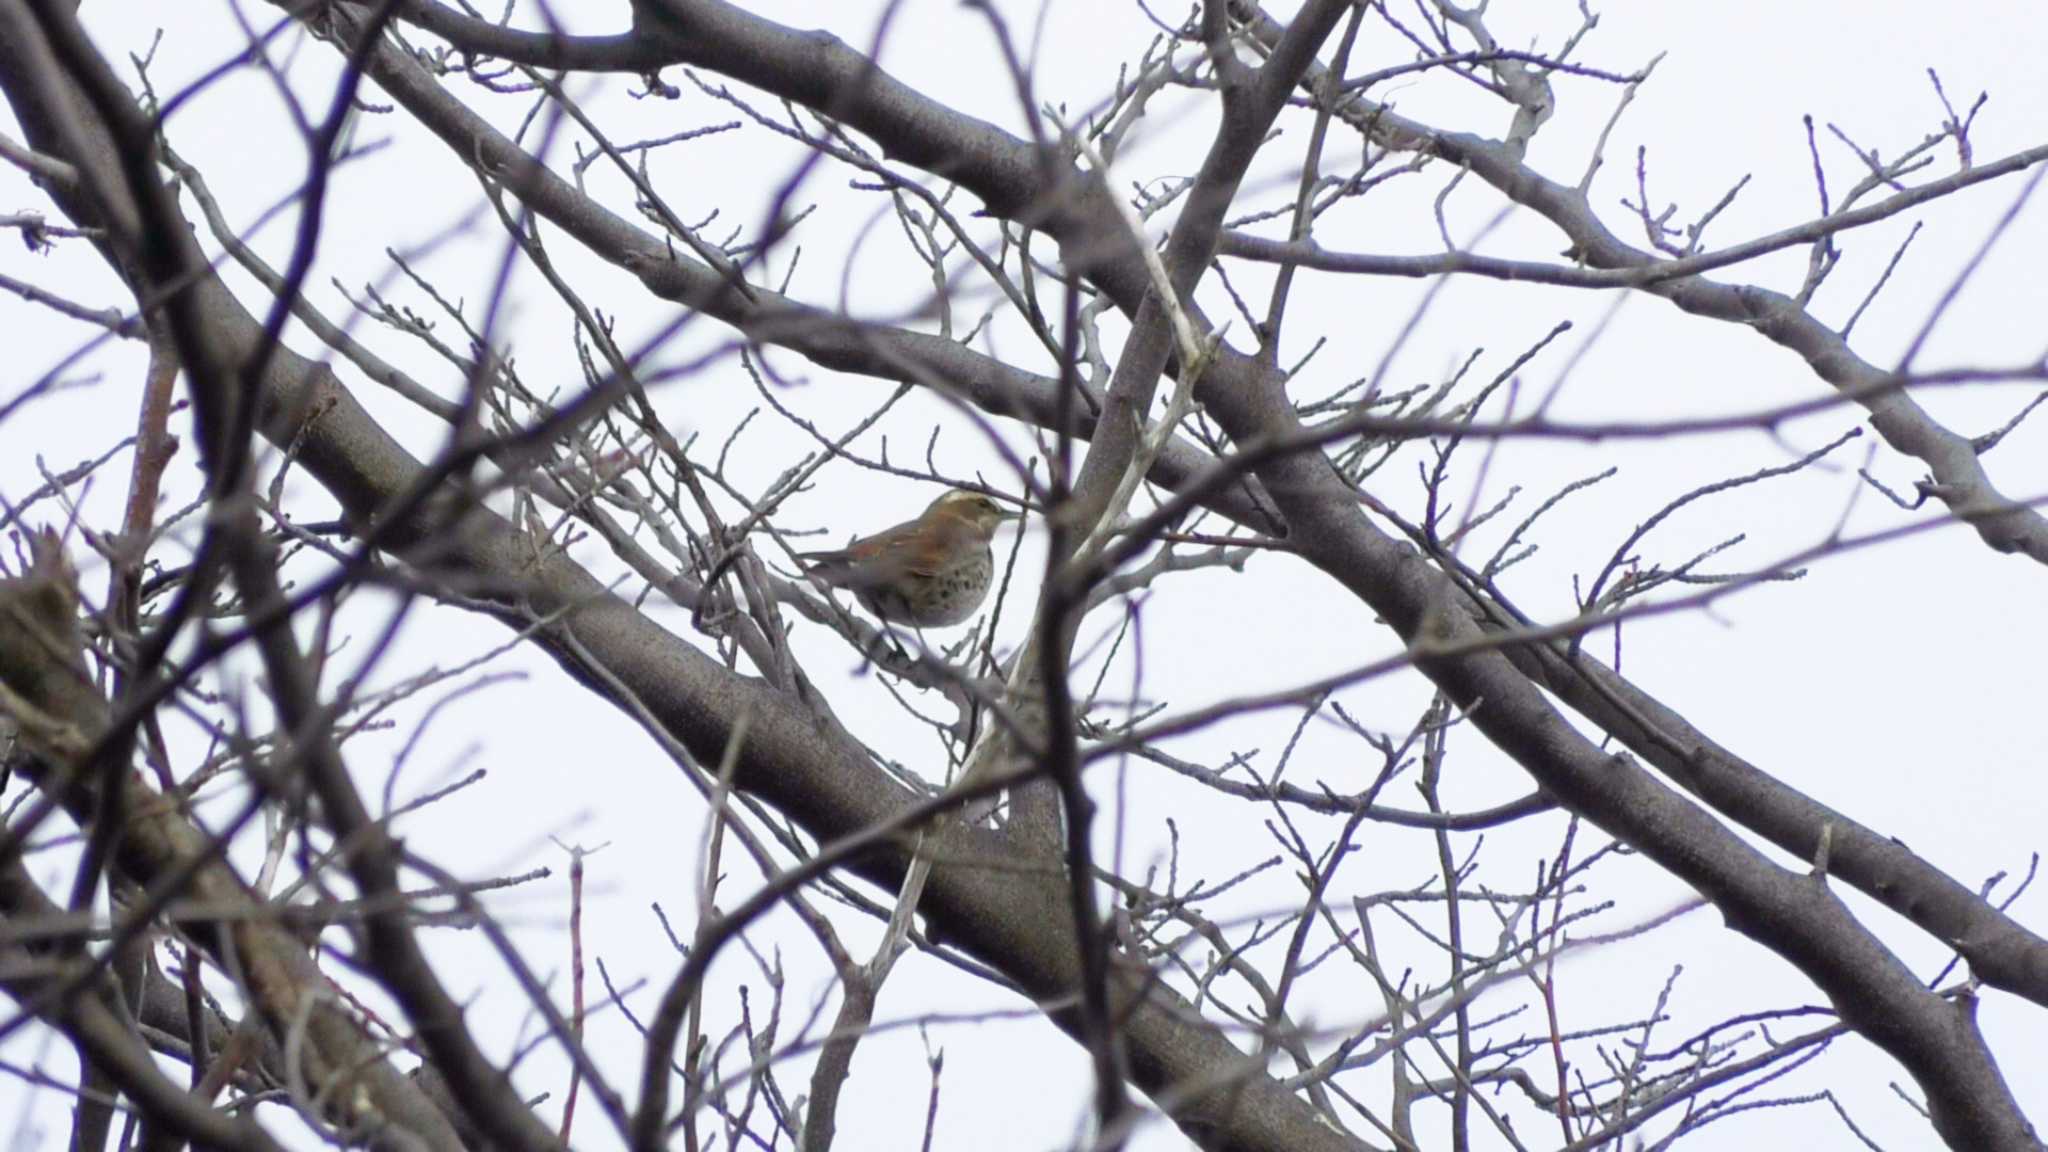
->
xmin=4 ymin=2 xmax=2047 ymax=1149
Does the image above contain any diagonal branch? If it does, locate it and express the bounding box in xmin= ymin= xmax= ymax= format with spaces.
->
xmin=443 ymin=0 xmax=2048 ymax=1046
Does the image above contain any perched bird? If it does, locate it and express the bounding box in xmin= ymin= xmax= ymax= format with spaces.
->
xmin=798 ymin=488 xmax=1021 ymax=627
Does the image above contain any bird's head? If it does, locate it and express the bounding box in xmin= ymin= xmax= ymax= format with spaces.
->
xmin=926 ymin=488 xmax=1022 ymax=538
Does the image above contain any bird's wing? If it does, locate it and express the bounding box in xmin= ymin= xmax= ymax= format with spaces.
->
xmin=888 ymin=519 xmax=972 ymax=580
xmin=796 ymin=519 xmax=923 ymax=586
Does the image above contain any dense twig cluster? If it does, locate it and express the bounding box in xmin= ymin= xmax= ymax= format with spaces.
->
xmin=1 ymin=1 xmax=2044 ymax=1150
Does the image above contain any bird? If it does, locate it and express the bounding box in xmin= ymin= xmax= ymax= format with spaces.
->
xmin=797 ymin=488 xmax=1022 ymax=628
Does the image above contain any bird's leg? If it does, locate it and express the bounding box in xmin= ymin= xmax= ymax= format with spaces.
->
xmin=860 ymin=622 xmax=912 ymax=669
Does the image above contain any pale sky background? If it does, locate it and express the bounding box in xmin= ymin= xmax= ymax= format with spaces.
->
xmin=3 ymin=2 xmax=2047 ymax=1149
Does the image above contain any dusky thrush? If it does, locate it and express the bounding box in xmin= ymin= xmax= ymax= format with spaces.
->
xmin=798 ymin=488 xmax=1021 ymax=627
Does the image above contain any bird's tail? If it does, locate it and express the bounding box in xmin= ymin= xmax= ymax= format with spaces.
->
xmin=795 ymin=550 xmax=862 ymax=586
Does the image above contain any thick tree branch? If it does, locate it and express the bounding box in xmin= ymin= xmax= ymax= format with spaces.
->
xmin=353 ymin=1 xmax=2048 ymax=1144
xmin=1229 ymin=1 xmax=2048 ymax=564
xmin=0 ymin=10 xmax=1371 ymax=1149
